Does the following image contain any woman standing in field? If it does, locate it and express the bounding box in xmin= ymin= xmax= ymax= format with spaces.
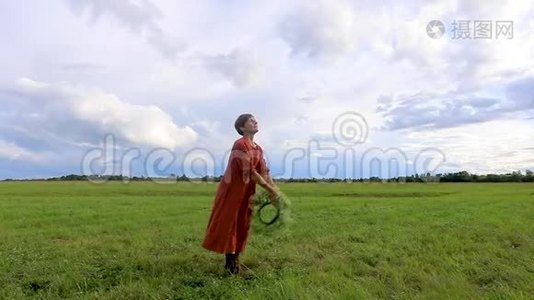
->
xmin=202 ymin=114 xmax=280 ymax=275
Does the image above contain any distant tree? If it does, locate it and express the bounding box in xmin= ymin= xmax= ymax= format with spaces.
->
xmin=32 ymin=169 xmax=534 ymax=183
xmin=524 ymin=170 xmax=533 ymax=182
xmin=511 ymin=171 xmax=522 ymax=182
xmin=369 ymin=176 xmax=381 ymax=182
xmin=177 ymin=174 xmax=190 ymax=182
xmin=459 ymin=171 xmax=471 ymax=182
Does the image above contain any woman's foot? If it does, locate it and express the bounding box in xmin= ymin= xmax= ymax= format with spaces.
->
xmin=224 ymin=253 xmax=240 ymax=275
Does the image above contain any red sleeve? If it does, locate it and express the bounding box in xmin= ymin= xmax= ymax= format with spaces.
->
xmin=256 ymin=146 xmax=269 ymax=175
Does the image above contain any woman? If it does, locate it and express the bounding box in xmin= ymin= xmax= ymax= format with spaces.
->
xmin=202 ymin=114 xmax=279 ymax=275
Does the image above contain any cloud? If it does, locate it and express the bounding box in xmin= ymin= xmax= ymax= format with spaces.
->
xmin=203 ymin=49 xmax=264 ymax=87
xmin=379 ymin=94 xmax=501 ymax=130
xmin=298 ymin=96 xmax=318 ymax=103
xmin=0 ymin=139 xmax=45 ymax=161
xmin=67 ymin=0 xmax=160 ymax=30
xmin=59 ymin=62 xmax=106 ymax=72
xmin=2 ymin=0 xmax=534 ymax=178
xmin=65 ymin=0 xmax=185 ymax=59
xmin=145 ymin=27 xmax=186 ymax=59
xmin=2 ymin=78 xmax=198 ymax=149
xmin=505 ymin=76 xmax=534 ymax=111
xmin=190 ymin=120 xmax=220 ymax=137
xmin=278 ymin=0 xmax=361 ymax=58
xmin=378 ymin=74 xmax=534 ymax=130
xmin=399 ymin=119 xmax=534 ymax=174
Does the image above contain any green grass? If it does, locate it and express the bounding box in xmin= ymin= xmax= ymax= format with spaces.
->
xmin=0 ymin=181 xmax=533 ymax=299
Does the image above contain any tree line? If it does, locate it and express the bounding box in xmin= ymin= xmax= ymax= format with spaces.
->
xmin=2 ymin=170 xmax=533 ymax=183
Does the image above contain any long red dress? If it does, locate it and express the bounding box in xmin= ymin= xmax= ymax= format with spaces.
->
xmin=202 ymin=137 xmax=268 ymax=254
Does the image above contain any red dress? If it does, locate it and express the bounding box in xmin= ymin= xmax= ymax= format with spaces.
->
xmin=202 ymin=137 xmax=269 ymax=254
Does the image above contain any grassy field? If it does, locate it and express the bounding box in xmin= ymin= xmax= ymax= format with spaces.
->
xmin=0 ymin=181 xmax=533 ymax=299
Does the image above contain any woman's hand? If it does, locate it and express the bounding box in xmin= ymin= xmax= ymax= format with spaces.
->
xmin=252 ymin=170 xmax=280 ymax=203
xmin=267 ymin=186 xmax=280 ymax=204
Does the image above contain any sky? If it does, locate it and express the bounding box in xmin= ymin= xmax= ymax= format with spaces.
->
xmin=1 ymin=0 xmax=534 ymax=180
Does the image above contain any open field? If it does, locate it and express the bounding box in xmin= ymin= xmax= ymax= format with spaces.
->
xmin=0 ymin=181 xmax=533 ymax=299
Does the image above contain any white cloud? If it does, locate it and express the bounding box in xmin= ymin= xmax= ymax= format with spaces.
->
xmin=204 ymin=49 xmax=264 ymax=88
xmin=190 ymin=120 xmax=220 ymax=136
xmin=66 ymin=0 xmax=160 ymax=31
xmin=0 ymin=140 xmax=44 ymax=161
xmin=1 ymin=0 xmax=534 ymax=178
xmin=278 ymin=0 xmax=363 ymax=58
xmin=10 ymin=78 xmax=198 ymax=149
xmin=400 ymin=119 xmax=534 ymax=173
xmin=377 ymin=73 xmax=534 ymax=131
xmin=66 ymin=0 xmax=185 ymax=59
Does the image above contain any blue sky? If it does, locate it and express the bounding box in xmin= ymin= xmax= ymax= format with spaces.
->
xmin=1 ymin=0 xmax=533 ymax=179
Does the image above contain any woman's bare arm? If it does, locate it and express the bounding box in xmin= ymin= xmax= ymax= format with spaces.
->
xmin=263 ymin=173 xmax=275 ymax=187
xmin=251 ymin=170 xmax=279 ymax=201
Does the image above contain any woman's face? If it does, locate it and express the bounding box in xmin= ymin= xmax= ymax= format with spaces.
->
xmin=241 ymin=116 xmax=259 ymax=134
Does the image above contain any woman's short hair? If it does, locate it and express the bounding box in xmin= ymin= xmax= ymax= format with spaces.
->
xmin=234 ymin=113 xmax=253 ymax=135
